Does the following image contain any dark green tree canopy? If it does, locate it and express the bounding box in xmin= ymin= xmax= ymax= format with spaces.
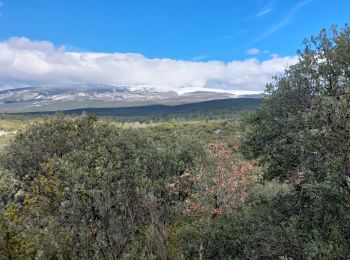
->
xmin=241 ymin=25 xmax=350 ymax=258
xmin=242 ymin=24 xmax=350 ymax=182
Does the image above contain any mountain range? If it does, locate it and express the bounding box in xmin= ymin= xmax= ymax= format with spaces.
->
xmin=0 ymin=85 xmax=262 ymax=113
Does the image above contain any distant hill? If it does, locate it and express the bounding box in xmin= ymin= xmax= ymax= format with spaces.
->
xmin=11 ymin=98 xmax=261 ymax=121
xmin=0 ymin=85 xmax=262 ymax=113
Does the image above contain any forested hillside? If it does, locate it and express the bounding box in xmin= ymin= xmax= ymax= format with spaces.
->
xmin=0 ymin=25 xmax=349 ymax=259
xmin=15 ymin=98 xmax=261 ymax=122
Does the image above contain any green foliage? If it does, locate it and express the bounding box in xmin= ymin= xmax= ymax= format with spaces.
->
xmin=175 ymin=181 xmax=298 ymax=259
xmin=242 ymin=24 xmax=350 ymax=258
xmin=0 ymin=114 xmax=208 ymax=258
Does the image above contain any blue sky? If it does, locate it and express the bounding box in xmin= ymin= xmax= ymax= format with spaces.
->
xmin=0 ymin=0 xmax=349 ymax=93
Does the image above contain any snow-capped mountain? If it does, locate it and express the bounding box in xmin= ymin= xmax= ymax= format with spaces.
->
xmin=0 ymin=85 xmax=262 ymax=113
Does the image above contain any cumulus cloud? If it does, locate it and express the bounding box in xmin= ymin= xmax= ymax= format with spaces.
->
xmin=246 ymin=48 xmax=260 ymax=55
xmin=0 ymin=37 xmax=298 ymax=93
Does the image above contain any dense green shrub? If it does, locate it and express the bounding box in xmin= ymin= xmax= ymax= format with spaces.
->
xmin=0 ymin=114 xmax=205 ymax=258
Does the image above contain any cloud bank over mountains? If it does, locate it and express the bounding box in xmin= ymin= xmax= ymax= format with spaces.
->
xmin=0 ymin=37 xmax=298 ymax=94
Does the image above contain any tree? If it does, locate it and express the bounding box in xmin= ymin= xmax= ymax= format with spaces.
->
xmin=242 ymin=24 xmax=350 ymax=258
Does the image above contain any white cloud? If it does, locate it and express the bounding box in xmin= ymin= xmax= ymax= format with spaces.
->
xmin=247 ymin=48 xmax=260 ymax=55
xmin=0 ymin=37 xmax=298 ymax=93
xmin=255 ymin=8 xmax=272 ymax=17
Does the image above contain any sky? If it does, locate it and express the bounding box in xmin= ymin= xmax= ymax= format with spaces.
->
xmin=0 ymin=0 xmax=349 ymax=93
